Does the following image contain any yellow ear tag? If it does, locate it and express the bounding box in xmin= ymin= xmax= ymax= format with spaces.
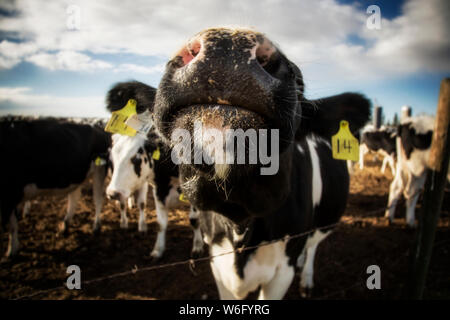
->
xmin=104 ymin=99 xmax=137 ymax=136
xmin=331 ymin=120 xmax=359 ymax=161
xmin=94 ymin=156 xmax=106 ymax=166
xmin=179 ymin=193 xmax=189 ymax=203
xmin=152 ymin=147 xmax=160 ymax=160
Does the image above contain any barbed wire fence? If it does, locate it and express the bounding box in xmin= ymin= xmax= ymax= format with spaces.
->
xmin=10 ymin=188 xmax=429 ymax=300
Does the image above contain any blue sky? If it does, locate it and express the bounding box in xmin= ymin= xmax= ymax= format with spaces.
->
xmin=0 ymin=0 xmax=449 ymax=122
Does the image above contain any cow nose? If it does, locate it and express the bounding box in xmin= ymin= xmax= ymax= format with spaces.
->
xmin=168 ymin=28 xmax=280 ymax=116
xmin=106 ymin=188 xmax=124 ymax=201
xmin=174 ymin=29 xmax=277 ymax=69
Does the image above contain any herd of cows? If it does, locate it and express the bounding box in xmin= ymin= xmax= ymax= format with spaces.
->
xmin=0 ymin=27 xmax=440 ymax=300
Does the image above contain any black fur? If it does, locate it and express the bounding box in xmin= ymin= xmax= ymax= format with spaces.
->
xmin=106 ymin=81 xmax=156 ymax=114
xmin=362 ymin=129 xmax=397 ymax=155
xmin=398 ymin=123 xmax=433 ymax=159
xmin=298 ymin=93 xmax=372 ymax=139
xmin=0 ymin=117 xmax=111 ymax=228
xmin=143 ymin=134 xmax=179 ymax=204
xmin=130 ymin=155 xmax=142 ymax=177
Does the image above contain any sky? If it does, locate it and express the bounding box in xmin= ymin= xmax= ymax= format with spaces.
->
xmin=0 ymin=0 xmax=449 ymax=122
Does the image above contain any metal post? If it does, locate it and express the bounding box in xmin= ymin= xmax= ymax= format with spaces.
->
xmin=401 ymin=105 xmax=412 ymax=121
xmin=408 ymin=78 xmax=450 ymax=299
xmin=373 ymin=105 xmax=382 ymax=129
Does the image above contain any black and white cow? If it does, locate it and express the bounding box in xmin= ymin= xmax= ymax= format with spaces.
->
xmin=0 ymin=117 xmax=111 ymax=257
xmin=20 ymin=116 xmax=109 ymax=218
xmin=385 ymin=115 xmax=434 ymax=227
xmin=105 ymin=81 xmax=204 ymax=259
xmin=152 ymin=27 xmax=370 ymax=299
xmin=359 ymin=126 xmax=397 ymax=175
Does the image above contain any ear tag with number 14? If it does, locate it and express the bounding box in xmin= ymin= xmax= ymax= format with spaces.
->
xmin=332 ymin=120 xmax=359 ymax=161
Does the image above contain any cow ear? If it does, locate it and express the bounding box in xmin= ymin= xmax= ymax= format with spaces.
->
xmin=296 ymin=93 xmax=371 ymax=140
xmin=106 ymin=82 xmax=130 ymax=113
xmin=106 ymin=81 xmax=156 ymax=114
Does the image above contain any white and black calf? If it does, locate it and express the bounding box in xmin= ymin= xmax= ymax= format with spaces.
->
xmin=105 ymin=81 xmax=204 ymax=259
xmin=152 ymin=27 xmax=370 ymax=299
xmin=359 ymin=126 xmax=397 ymax=175
xmin=0 ymin=117 xmax=111 ymax=257
xmin=385 ymin=115 xmax=434 ymax=227
xmin=106 ymin=131 xmax=204 ymax=259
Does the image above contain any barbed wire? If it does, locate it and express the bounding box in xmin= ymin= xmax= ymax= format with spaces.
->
xmin=10 ymin=187 xmax=428 ymax=300
xmin=11 ymin=222 xmax=340 ymax=300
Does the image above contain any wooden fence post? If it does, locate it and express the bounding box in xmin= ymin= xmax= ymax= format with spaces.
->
xmin=408 ymin=78 xmax=450 ymax=299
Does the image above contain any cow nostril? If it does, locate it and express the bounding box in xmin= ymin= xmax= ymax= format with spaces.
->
xmin=176 ymin=38 xmax=202 ymax=67
xmin=255 ymin=38 xmax=277 ymax=68
xmin=107 ymin=191 xmax=122 ymax=201
xmin=188 ymin=40 xmax=201 ymax=58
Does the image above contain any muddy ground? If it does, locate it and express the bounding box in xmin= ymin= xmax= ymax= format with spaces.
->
xmin=1 ymin=155 xmax=449 ymax=300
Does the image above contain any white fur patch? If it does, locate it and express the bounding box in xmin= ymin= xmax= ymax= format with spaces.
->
xmin=306 ymin=136 xmax=323 ymax=208
xmin=402 ymin=115 xmax=435 ymax=134
xmin=299 ymin=230 xmax=331 ymax=290
xmin=210 ymin=237 xmax=291 ymax=299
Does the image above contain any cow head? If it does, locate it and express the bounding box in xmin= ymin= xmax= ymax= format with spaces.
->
xmin=106 ymin=80 xmax=156 ymax=113
xmin=153 ymin=27 xmax=370 ymax=222
xmin=361 ymin=129 xmax=397 ymax=155
xmin=105 ymin=81 xmax=159 ymax=201
xmin=106 ymin=134 xmax=155 ymax=201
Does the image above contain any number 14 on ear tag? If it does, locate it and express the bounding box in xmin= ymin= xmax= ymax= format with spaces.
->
xmin=332 ymin=120 xmax=359 ymax=161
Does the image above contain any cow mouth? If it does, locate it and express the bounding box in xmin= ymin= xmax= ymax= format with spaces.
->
xmin=168 ymin=102 xmax=277 ymax=180
xmin=170 ymin=103 xmax=268 ymax=128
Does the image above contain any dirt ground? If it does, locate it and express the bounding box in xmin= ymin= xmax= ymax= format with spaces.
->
xmin=1 ymin=155 xmax=449 ymax=300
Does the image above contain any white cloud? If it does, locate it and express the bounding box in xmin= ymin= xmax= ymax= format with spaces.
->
xmin=363 ymin=0 xmax=450 ymax=73
xmin=25 ymin=51 xmax=112 ymax=71
xmin=114 ymin=63 xmax=166 ymax=74
xmin=0 ymin=87 xmax=108 ymax=117
xmin=0 ymin=0 xmax=448 ymax=83
xmin=0 ymin=40 xmax=39 ymax=68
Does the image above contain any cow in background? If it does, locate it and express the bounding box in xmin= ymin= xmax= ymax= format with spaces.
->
xmin=0 ymin=117 xmax=110 ymax=257
xmin=385 ymin=115 xmax=435 ymax=227
xmin=20 ymin=116 xmax=109 ymax=219
xmin=359 ymin=126 xmax=397 ymax=175
xmin=105 ymin=81 xmax=204 ymax=259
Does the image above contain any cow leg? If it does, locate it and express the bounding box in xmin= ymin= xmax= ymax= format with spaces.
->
xmin=381 ymin=156 xmax=388 ymax=174
xmin=209 ymin=262 xmax=237 ymax=300
xmin=92 ymin=165 xmax=106 ymax=232
xmin=150 ymin=187 xmax=168 ymax=259
xmin=388 ymin=155 xmax=396 ymax=176
xmin=118 ymin=198 xmax=128 ymax=229
xmin=346 ymin=160 xmax=354 ymax=175
xmin=60 ymin=186 xmax=82 ymax=232
xmin=405 ymin=176 xmax=425 ymax=227
xmin=359 ymin=144 xmax=368 ymax=169
xmin=300 ymin=230 xmax=330 ymax=297
xmin=22 ymin=201 xmax=31 ymax=218
xmin=136 ymin=184 xmax=148 ymax=232
xmin=189 ymin=206 xmax=204 ymax=257
xmin=258 ymin=263 xmax=295 ymax=300
xmin=128 ymin=196 xmax=135 ymax=210
xmin=385 ymin=170 xmax=403 ymax=223
xmin=5 ymin=213 xmax=19 ymax=257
